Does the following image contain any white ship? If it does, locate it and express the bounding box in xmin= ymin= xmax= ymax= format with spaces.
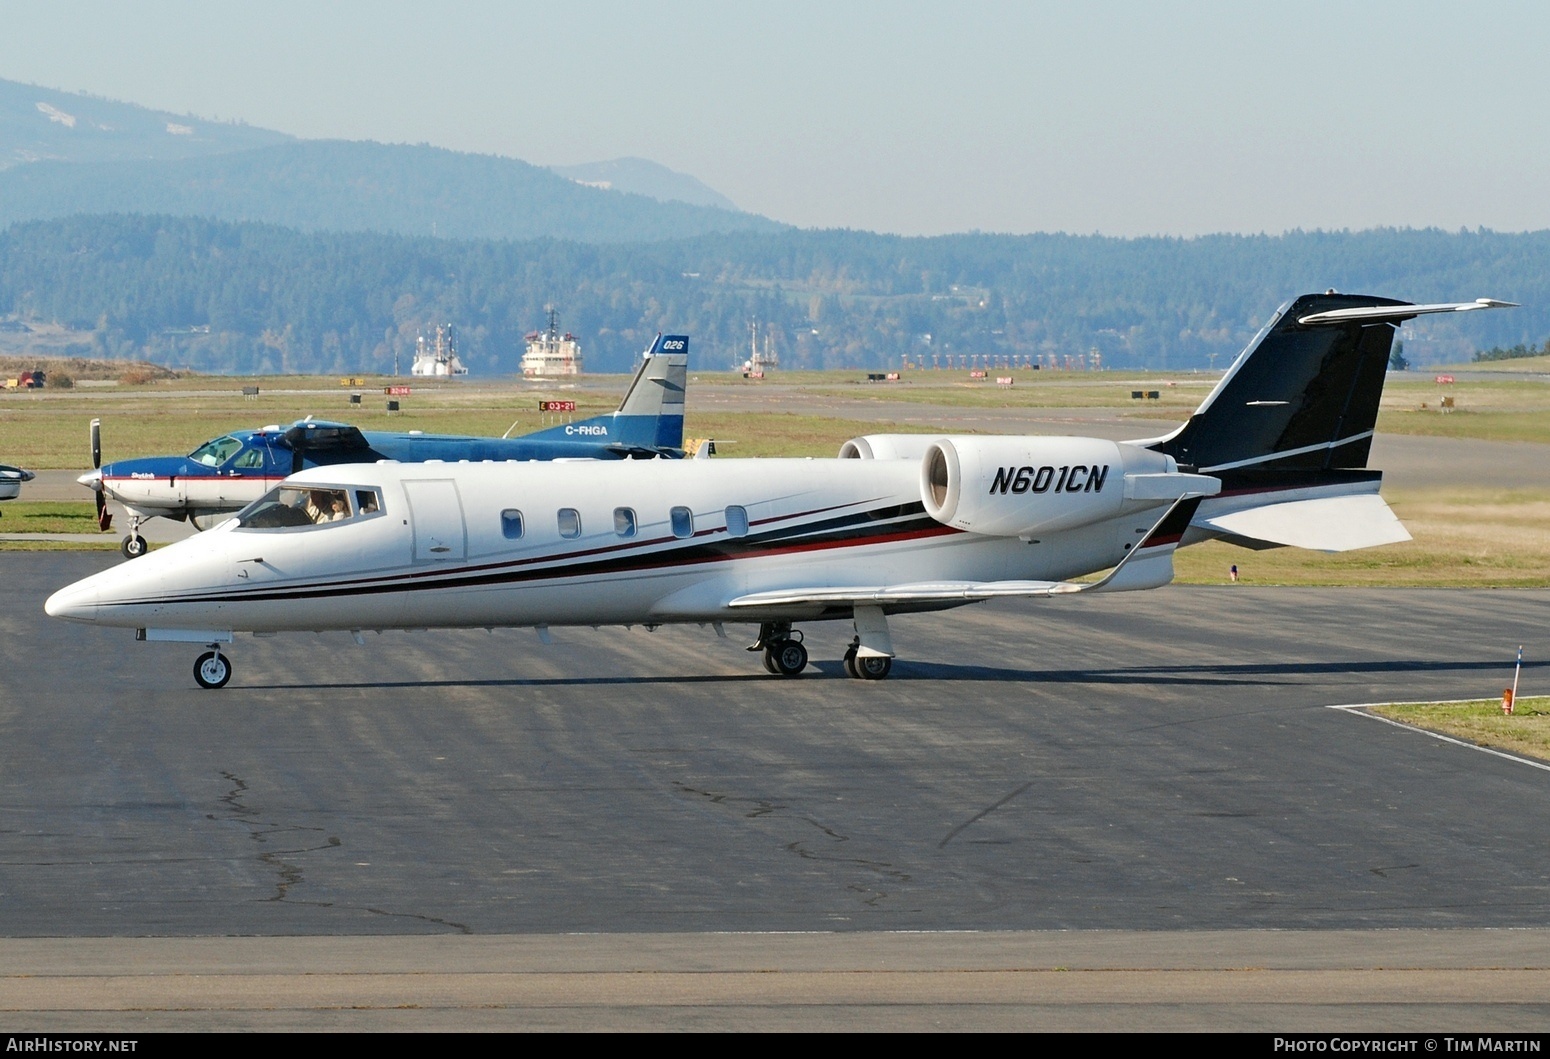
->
xmin=411 ymin=324 xmax=468 ymax=377
xmin=521 ymin=310 xmax=584 ymax=376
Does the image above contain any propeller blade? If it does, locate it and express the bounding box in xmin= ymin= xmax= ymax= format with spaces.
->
xmin=89 ymin=418 xmax=112 ymax=530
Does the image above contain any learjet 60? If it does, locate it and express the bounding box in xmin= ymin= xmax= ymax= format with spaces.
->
xmin=46 ymin=294 xmax=1511 ymax=688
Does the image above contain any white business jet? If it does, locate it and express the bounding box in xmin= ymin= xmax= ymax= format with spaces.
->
xmin=46 ymin=292 xmax=1512 ymax=689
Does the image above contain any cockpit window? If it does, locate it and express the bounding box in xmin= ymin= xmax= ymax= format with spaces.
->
xmin=237 ymin=485 xmax=382 ymax=529
xmin=233 ymin=447 xmax=268 ymax=470
xmin=189 ymin=435 xmax=245 ymax=467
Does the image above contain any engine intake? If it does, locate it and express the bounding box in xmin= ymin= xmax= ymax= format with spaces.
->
xmin=920 ymin=436 xmax=1213 ymax=536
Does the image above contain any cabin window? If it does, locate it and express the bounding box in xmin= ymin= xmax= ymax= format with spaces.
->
xmin=238 ymin=485 xmax=355 ymax=529
xmin=558 ymin=508 xmax=582 ymax=539
xmin=189 ymin=435 xmax=244 ymax=468
xmin=234 ymin=448 xmax=268 ymax=470
xmin=725 ymin=505 xmax=749 ymax=537
xmin=670 ymin=506 xmax=693 ymax=539
xmin=614 ymin=507 xmax=637 ymax=538
xmin=500 ymin=509 xmax=524 ymax=540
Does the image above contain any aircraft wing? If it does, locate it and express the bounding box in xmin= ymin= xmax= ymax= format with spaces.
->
xmin=730 ymin=495 xmax=1206 ymax=609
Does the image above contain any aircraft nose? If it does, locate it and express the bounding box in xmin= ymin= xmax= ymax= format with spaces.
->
xmin=77 ymin=468 xmax=102 ymax=491
xmin=45 ymin=582 xmax=99 ymax=623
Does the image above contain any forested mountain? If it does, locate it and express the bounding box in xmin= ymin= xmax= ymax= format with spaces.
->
xmin=548 ymin=158 xmax=742 ymax=211
xmin=0 ymin=77 xmax=292 ymax=168
xmin=0 ymin=215 xmax=1543 ymax=375
xmin=0 ymin=79 xmax=778 ymax=242
xmin=0 ymin=140 xmax=785 ymax=243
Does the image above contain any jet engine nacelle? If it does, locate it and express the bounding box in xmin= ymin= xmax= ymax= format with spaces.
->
xmin=920 ymin=436 xmax=1211 ymax=536
xmin=839 ymin=434 xmax=942 ymax=461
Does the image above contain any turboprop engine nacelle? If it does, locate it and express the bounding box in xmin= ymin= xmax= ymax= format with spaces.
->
xmin=920 ymin=436 xmax=1219 ymax=537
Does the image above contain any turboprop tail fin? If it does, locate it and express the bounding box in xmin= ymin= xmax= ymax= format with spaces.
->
xmin=525 ymin=334 xmax=688 ymax=455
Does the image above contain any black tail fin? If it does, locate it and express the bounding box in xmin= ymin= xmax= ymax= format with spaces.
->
xmin=1149 ymin=293 xmax=1512 ymax=475
xmin=1151 ymin=293 xmax=1401 ymax=473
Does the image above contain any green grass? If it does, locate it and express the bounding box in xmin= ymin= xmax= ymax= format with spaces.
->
xmin=1371 ymin=697 xmax=1550 ymax=762
xmin=1376 ymin=376 xmax=1550 ymax=443
xmin=1172 ymin=487 xmax=1550 ymax=588
xmin=0 ymin=500 xmax=108 ymax=534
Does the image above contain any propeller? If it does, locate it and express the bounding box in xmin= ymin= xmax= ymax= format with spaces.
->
xmin=90 ymin=418 xmax=112 ymax=532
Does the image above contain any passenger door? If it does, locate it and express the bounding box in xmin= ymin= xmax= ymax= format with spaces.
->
xmin=402 ymin=479 xmax=467 ymax=561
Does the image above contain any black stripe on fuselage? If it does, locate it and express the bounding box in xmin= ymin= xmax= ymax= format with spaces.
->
xmin=104 ymin=501 xmax=948 ymax=609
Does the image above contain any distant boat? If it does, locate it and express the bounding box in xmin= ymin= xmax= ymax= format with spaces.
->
xmin=521 ymin=309 xmax=583 ymax=376
xmin=411 ymin=324 xmax=467 ymax=377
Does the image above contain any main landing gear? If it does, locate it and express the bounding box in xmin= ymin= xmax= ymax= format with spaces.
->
xmin=750 ymin=622 xmax=809 ymax=677
xmin=749 ymin=609 xmax=896 ymax=680
xmin=843 ymin=640 xmax=892 ymax=680
xmin=193 ymin=646 xmax=232 ymax=689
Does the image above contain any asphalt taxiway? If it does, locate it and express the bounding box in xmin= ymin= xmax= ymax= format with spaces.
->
xmin=3 ymin=553 xmax=1549 ymax=1028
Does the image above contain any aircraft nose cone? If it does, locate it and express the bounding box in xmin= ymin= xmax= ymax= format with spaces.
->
xmin=77 ymin=468 xmax=102 ymax=490
xmin=45 ymin=582 xmax=99 ymax=623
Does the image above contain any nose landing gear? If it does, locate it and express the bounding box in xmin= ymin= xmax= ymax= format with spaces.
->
xmin=121 ymin=519 xmax=149 ymax=560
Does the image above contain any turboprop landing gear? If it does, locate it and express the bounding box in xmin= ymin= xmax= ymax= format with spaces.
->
xmin=193 ymin=647 xmax=232 ymax=689
xmin=118 ymin=508 xmax=149 ymax=559
xmin=750 ymin=622 xmax=808 ymax=677
xmin=121 ymin=530 xmax=148 ymax=559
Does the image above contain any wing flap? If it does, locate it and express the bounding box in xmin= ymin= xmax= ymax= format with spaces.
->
xmin=729 ymin=580 xmax=1080 ymax=608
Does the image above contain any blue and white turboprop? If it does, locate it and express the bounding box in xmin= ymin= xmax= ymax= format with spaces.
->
xmin=80 ymin=335 xmax=690 ymax=557
xmin=46 ymin=294 xmax=1511 ymax=689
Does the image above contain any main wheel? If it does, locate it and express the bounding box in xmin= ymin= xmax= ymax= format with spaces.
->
xmin=121 ymin=534 xmax=148 ymax=559
xmin=843 ymin=645 xmax=859 ymax=678
xmin=854 ymin=655 xmax=892 ymax=681
xmin=762 ymin=647 xmax=781 ymax=674
xmin=769 ymin=638 xmax=808 ymax=677
xmin=193 ymin=651 xmax=232 ymax=690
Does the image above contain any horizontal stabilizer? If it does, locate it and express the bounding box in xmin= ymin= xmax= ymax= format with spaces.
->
xmin=1297 ymin=299 xmax=1517 ymax=326
xmin=1196 ymin=493 xmax=1411 ymax=552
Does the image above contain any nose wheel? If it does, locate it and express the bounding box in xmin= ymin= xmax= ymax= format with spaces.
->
xmin=120 ymin=513 xmax=148 ymax=559
xmin=193 ymin=649 xmax=232 ymax=689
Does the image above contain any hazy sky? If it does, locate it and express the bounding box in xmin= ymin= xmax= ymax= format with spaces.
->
xmin=4 ymin=1 xmax=1548 ymax=237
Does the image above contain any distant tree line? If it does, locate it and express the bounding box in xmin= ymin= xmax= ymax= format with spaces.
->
xmin=1472 ymin=340 xmax=1550 ymax=362
xmin=0 ymin=214 xmax=1545 ymax=375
